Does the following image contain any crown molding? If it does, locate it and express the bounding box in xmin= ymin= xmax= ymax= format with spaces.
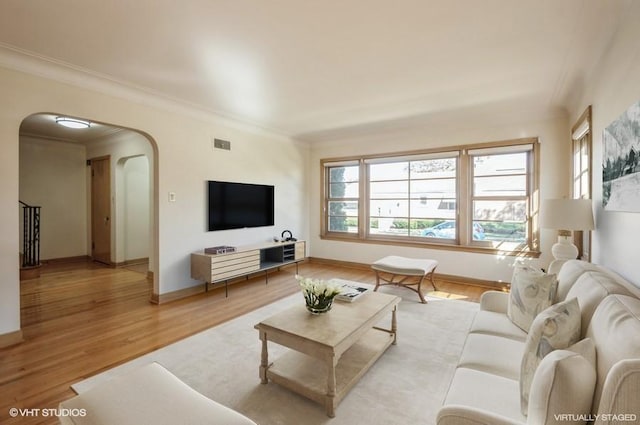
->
xmin=19 ymin=132 xmax=88 ymax=145
xmin=0 ymin=43 xmax=293 ymax=142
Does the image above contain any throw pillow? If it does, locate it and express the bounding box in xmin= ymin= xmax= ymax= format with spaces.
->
xmin=520 ymin=297 xmax=581 ymax=415
xmin=566 ymin=337 xmax=596 ymax=367
xmin=508 ymin=265 xmax=557 ymax=332
xmin=527 ymin=349 xmax=596 ymax=424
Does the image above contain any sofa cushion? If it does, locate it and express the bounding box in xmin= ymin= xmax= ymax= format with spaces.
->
xmin=457 ymin=334 xmax=524 ymax=380
xmin=527 ymin=349 xmax=597 ymax=425
xmin=520 ymin=297 xmax=581 ymax=415
xmin=567 ymin=337 xmax=596 ymax=366
xmin=470 ymin=310 xmax=528 ymax=342
xmin=586 ymin=294 xmax=640 ymax=415
xmin=508 ymin=265 xmax=557 ymax=332
xmin=555 ymin=260 xmax=600 ymax=303
xmin=565 ymin=271 xmax=634 ymax=336
xmin=442 ymin=367 xmax=526 ymax=424
xmin=479 ymin=290 xmax=509 ymax=314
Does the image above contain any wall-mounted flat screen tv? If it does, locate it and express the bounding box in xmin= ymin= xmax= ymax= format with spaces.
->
xmin=208 ymin=181 xmax=275 ymax=231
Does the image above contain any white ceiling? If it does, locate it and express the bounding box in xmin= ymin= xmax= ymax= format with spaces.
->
xmin=19 ymin=113 xmax=124 ymax=144
xmin=0 ymin=0 xmax=628 ymax=141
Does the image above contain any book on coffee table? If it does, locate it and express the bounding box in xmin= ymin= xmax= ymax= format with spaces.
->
xmin=330 ymin=279 xmax=372 ymax=302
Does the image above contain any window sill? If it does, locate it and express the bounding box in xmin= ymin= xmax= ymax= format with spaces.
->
xmin=320 ymin=234 xmax=541 ymax=258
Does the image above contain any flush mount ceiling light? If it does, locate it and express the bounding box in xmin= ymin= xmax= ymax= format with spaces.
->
xmin=55 ymin=117 xmax=91 ymax=129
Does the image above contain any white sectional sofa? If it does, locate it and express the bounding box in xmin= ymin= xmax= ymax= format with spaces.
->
xmin=58 ymin=362 xmax=257 ymax=425
xmin=437 ymin=260 xmax=640 ymax=425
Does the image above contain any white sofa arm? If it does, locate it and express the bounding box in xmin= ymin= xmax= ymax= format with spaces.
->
xmin=479 ymin=291 xmax=509 ymax=314
xmin=595 ymin=359 xmax=640 ymax=425
xmin=437 ymin=405 xmax=522 ymax=425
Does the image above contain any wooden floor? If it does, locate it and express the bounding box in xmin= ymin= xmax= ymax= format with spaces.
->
xmin=0 ymin=260 xmax=491 ymax=425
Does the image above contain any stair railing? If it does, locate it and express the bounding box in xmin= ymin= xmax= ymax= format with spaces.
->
xmin=19 ymin=201 xmax=41 ymax=268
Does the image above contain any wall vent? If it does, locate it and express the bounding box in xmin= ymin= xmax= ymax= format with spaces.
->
xmin=213 ymin=138 xmax=231 ymax=151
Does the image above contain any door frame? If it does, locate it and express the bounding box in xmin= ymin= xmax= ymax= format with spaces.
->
xmin=90 ymin=155 xmax=112 ymax=265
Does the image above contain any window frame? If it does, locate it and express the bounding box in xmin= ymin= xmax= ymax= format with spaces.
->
xmin=571 ymin=106 xmax=593 ymax=261
xmin=323 ymin=160 xmax=362 ymax=239
xmin=365 ymin=152 xmax=460 ymax=244
xmin=467 ymin=144 xmax=535 ymax=251
xmin=320 ymin=138 xmax=540 ymax=257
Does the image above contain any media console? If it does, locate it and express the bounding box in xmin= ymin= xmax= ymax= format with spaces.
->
xmin=190 ymin=241 xmax=306 ymax=296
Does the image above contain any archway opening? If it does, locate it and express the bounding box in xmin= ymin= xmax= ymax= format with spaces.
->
xmin=18 ymin=112 xmax=159 ymax=325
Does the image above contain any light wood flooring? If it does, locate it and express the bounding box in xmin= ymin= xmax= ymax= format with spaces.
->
xmin=1 ymin=260 xmax=492 ymax=425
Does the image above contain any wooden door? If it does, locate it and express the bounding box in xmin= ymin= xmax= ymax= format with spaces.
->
xmin=91 ymin=157 xmax=111 ymax=265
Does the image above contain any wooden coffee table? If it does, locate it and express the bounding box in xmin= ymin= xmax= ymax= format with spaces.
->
xmin=254 ymin=290 xmax=401 ymax=417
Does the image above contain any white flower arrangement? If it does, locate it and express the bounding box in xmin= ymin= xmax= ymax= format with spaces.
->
xmin=296 ymin=275 xmax=341 ymax=313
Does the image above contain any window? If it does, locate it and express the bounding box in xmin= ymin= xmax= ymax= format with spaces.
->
xmin=367 ymin=154 xmax=457 ymax=240
xmin=571 ymin=106 xmax=592 ymax=260
xmin=572 ymin=107 xmax=591 ymax=201
xmin=469 ymin=146 xmax=532 ymax=251
xmin=321 ymin=138 xmax=539 ymax=255
xmin=325 ymin=163 xmax=359 ymax=234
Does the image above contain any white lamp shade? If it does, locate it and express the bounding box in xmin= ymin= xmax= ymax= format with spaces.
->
xmin=540 ymin=198 xmax=595 ymax=231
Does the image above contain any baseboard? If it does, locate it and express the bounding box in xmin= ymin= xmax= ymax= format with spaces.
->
xmin=435 ymin=272 xmax=508 ymax=290
xmin=42 ymin=255 xmax=91 ymax=264
xmin=42 ymin=256 xmax=148 ymax=269
xmin=0 ymin=329 xmax=24 ymax=348
xmin=150 ymin=264 xmax=300 ymax=304
xmin=308 ymin=257 xmax=370 ymax=270
xmin=150 ymin=284 xmax=205 ymax=304
xmin=20 ymin=263 xmax=42 ymax=280
xmin=151 ymin=257 xmax=506 ymax=305
xmin=115 ymin=258 xmax=149 ymax=267
xmin=308 ymin=257 xmax=507 ymax=290
xmin=150 ymin=276 xmax=262 ymax=305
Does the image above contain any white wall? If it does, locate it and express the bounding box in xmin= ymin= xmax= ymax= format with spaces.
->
xmin=123 ymin=155 xmax=150 ymax=262
xmin=308 ymin=112 xmax=570 ymax=283
xmin=567 ymin=1 xmax=640 ymax=286
xmin=0 ymin=66 xmax=308 ymax=336
xmin=87 ymin=130 xmax=154 ymax=266
xmin=19 ymin=136 xmax=87 ymax=260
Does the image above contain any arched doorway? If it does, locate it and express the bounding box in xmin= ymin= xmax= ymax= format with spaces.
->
xmin=18 ymin=112 xmax=158 ymax=324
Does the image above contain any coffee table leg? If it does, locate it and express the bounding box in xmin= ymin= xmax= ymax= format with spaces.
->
xmin=259 ymin=330 xmax=269 ymax=384
xmin=326 ymin=356 xmax=337 ymax=417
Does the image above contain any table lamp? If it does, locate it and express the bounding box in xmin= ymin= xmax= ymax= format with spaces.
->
xmin=540 ymin=198 xmax=595 ymax=261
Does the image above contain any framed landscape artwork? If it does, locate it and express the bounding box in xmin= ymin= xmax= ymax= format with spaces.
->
xmin=602 ymin=99 xmax=640 ymax=212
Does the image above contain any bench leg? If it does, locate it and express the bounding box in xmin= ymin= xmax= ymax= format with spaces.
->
xmin=374 ymin=270 xmax=428 ymax=303
xmin=429 ymin=267 xmax=438 ymax=291
xmin=415 ymin=275 xmax=427 ymax=304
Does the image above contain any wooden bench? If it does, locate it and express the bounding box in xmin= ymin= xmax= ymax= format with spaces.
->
xmin=371 ymin=256 xmax=438 ymax=303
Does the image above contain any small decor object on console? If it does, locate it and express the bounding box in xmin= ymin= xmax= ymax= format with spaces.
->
xmin=204 ymin=245 xmax=236 ymax=255
xmin=296 ymin=275 xmax=341 ymax=314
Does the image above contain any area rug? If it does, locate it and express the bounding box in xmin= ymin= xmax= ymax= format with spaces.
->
xmin=72 ymin=285 xmax=478 ymax=425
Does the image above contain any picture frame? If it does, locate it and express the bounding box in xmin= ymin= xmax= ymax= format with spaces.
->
xmin=602 ymin=100 xmax=640 ymax=211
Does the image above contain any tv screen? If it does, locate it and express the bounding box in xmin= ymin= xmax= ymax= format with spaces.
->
xmin=208 ymin=181 xmax=275 ymax=231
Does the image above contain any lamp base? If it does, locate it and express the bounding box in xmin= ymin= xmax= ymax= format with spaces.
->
xmin=551 ymin=235 xmax=578 ymax=261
